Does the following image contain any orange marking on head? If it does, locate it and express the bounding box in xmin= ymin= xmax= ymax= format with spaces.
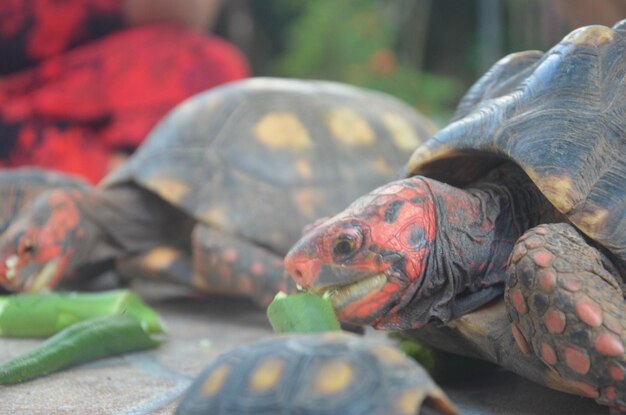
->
xmin=338 ymin=282 xmax=401 ymax=326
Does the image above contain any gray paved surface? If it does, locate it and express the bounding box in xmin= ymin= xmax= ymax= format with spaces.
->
xmin=0 ymin=282 xmax=607 ymax=414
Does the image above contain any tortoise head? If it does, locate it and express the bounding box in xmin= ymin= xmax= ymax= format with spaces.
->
xmin=285 ymin=177 xmax=437 ymax=329
xmin=0 ymin=189 xmax=92 ymax=292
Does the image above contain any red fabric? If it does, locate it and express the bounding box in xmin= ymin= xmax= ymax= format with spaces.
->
xmin=0 ymin=2 xmax=250 ymax=183
xmin=0 ymin=0 xmax=123 ymax=73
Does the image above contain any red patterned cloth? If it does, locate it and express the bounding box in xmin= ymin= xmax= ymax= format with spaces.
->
xmin=0 ymin=1 xmax=250 ymax=183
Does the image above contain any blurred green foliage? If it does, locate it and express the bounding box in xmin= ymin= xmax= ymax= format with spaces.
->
xmin=235 ymin=0 xmax=605 ymax=125
xmin=270 ymin=0 xmax=462 ymax=124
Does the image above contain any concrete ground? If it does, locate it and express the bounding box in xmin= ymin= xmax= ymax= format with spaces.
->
xmin=0 ymin=282 xmax=606 ymax=415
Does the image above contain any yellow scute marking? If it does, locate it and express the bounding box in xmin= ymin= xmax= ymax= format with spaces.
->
xmin=201 ymin=363 xmax=231 ymax=396
xmin=248 ymin=357 xmax=285 ymax=391
xmin=253 ymin=112 xmax=312 ymax=149
xmin=407 ymin=144 xmax=452 ymax=174
xmin=147 ymin=177 xmax=190 ymax=202
xmin=565 ymin=26 xmax=615 ymax=47
xmin=572 ymin=205 xmax=609 ymax=237
xmin=372 ymin=345 xmax=407 ymax=364
xmin=371 ymin=158 xmax=393 ymax=176
xmin=314 ymin=360 xmax=354 ymax=395
xmin=140 ymin=247 xmax=180 ymax=271
xmin=326 ymin=108 xmax=375 ymax=147
xmin=292 ymin=189 xmax=323 ymax=217
xmin=383 ymin=112 xmax=421 ymax=150
xmin=531 ymin=173 xmax=578 ymax=213
xmin=396 ymin=388 xmax=426 ymax=415
xmin=295 ymin=159 xmax=313 ymax=180
xmin=201 ymin=208 xmax=229 ymax=226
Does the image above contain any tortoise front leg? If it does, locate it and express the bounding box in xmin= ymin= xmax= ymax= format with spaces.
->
xmin=505 ymin=223 xmax=626 ymax=411
xmin=191 ymin=224 xmax=297 ymax=307
xmin=403 ymin=300 xmax=579 ymax=395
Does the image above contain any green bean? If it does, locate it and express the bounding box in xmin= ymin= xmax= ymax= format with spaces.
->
xmin=0 ymin=314 xmax=165 ymax=384
xmin=0 ymin=290 xmax=164 ymax=337
xmin=266 ymin=291 xmax=341 ymax=333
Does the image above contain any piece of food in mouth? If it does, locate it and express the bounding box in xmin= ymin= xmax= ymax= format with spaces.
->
xmin=266 ymin=291 xmax=341 ymax=333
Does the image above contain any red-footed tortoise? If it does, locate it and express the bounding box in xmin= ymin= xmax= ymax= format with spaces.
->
xmin=0 ymin=78 xmax=436 ymax=305
xmin=285 ymin=21 xmax=626 ymax=410
xmin=175 ymin=332 xmax=457 ymax=415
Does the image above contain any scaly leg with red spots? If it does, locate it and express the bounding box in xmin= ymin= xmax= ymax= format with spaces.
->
xmin=191 ymin=225 xmax=297 ymax=307
xmin=506 ymin=223 xmax=626 ymax=411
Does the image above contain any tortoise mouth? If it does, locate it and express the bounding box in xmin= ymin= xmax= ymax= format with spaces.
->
xmin=24 ymin=260 xmax=60 ymax=292
xmin=309 ymin=273 xmax=387 ymax=310
xmin=4 ymin=255 xmax=59 ymax=292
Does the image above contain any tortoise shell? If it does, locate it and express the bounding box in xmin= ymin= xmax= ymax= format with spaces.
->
xmin=175 ymin=332 xmax=457 ymax=415
xmin=405 ymin=21 xmax=626 ymax=265
xmin=104 ymin=78 xmax=436 ymax=254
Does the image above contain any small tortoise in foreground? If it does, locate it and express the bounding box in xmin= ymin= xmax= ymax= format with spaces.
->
xmin=175 ymin=332 xmax=457 ymax=415
xmin=285 ymin=21 xmax=626 ymax=410
xmin=0 ymin=78 xmax=435 ymax=305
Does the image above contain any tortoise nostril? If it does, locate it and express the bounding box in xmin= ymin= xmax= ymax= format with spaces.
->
xmin=284 ymin=254 xmax=306 ymax=284
xmin=293 ymin=268 xmax=303 ymax=280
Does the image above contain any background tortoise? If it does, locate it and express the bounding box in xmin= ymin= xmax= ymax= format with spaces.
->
xmin=175 ymin=332 xmax=457 ymax=415
xmin=285 ymin=21 xmax=625 ymax=410
xmin=0 ymin=77 xmax=436 ymax=305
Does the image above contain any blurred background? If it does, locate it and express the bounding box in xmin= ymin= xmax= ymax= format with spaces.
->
xmin=0 ymin=0 xmax=624 ymax=182
xmin=219 ymin=0 xmax=626 ymax=124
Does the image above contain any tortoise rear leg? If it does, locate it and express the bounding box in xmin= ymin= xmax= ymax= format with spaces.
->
xmin=116 ymin=247 xmax=195 ymax=287
xmin=191 ymin=224 xmax=297 ymax=307
xmin=505 ymin=223 xmax=625 ymax=410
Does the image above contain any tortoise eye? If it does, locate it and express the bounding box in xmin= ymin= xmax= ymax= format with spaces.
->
xmin=333 ymin=236 xmax=356 ymax=257
xmin=331 ymin=227 xmax=363 ymax=260
xmin=19 ymin=239 xmax=36 ymax=256
xmin=328 ymin=225 xmax=363 ymax=262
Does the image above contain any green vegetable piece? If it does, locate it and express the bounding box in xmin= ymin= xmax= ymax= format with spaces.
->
xmin=0 ymin=314 xmax=165 ymax=384
xmin=266 ymin=291 xmax=341 ymax=333
xmin=397 ymin=340 xmax=437 ymax=375
xmin=0 ymin=290 xmax=165 ymax=337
